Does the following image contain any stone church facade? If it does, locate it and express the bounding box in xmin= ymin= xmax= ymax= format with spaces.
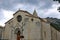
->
xmin=1 ymin=9 xmax=60 ymax=40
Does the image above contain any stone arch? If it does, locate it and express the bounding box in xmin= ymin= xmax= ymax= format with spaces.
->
xmin=14 ymin=28 xmax=21 ymax=40
xmin=14 ymin=28 xmax=21 ymax=34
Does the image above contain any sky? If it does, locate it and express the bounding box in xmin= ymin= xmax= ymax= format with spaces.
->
xmin=0 ymin=0 xmax=60 ymax=26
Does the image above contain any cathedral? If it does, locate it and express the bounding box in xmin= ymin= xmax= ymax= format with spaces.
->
xmin=0 ymin=9 xmax=60 ymax=40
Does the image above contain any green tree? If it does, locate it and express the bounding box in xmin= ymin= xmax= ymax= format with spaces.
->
xmin=53 ymin=0 xmax=60 ymax=12
xmin=53 ymin=0 xmax=60 ymax=3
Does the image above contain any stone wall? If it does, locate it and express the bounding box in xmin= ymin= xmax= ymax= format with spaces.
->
xmin=41 ymin=22 xmax=51 ymax=40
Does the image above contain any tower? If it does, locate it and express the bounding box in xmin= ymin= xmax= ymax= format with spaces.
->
xmin=33 ymin=10 xmax=38 ymax=17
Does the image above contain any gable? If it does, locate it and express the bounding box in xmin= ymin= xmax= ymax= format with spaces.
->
xmin=5 ymin=10 xmax=32 ymax=24
xmin=5 ymin=9 xmax=47 ymax=25
xmin=13 ymin=9 xmax=32 ymax=16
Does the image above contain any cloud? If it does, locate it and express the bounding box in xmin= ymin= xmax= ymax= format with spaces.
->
xmin=37 ymin=3 xmax=60 ymax=18
xmin=2 ymin=9 xmax=14 ymax=19
xmin=0 ymin=22 xmax=5 ymax=26
xmin=0 ymin=9 xmax=14 ymax=26
xmin=13 ymin=3 xmax=37 ymax=13
xmin=0 ymin=10 xmax=4 ymax=20
xmin=0 ymin=0 xmax=60 ymax=26
xmin=0 ymin=0 xmax=54 ymax=10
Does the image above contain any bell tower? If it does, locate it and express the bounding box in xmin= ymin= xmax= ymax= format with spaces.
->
xmin=33 ymin=9 xmax=38 ymax=17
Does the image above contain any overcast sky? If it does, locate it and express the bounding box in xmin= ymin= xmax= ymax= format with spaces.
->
xmin=0 ymin=0 xmax=60 ymax=26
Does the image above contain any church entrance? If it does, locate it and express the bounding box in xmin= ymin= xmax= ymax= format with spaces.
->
xmin=15 ymin=28 xmax=24 ymax=40
xmin=16 ymin=31 xmax=24 ymax=40
xmin=17 ymin=31 xmax=20 ymax=40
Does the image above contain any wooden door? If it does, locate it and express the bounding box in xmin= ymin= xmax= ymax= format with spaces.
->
xmin=17 ymin=31 xmax=20 ymax=40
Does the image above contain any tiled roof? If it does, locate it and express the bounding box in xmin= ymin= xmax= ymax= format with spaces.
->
xmin=46 ymin=17 xmax=60 ymax=32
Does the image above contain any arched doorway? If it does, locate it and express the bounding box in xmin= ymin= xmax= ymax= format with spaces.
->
xmin=15 ymin=28 xmax=24 ymax=40
xmin=15 ymin=28 xmax=21 ymax=40
xmin=17 ymin=31 xmax=20 ymax=40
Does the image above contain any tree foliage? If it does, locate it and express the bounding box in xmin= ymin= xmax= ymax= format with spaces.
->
xmin=53 ymin=0 xmax=60 ymax=12
xmin=53 ymin=0 xmax=60 ymax=3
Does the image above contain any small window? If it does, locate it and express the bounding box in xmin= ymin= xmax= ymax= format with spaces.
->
xmin=31 ymin=18 xmax=34 ymax=22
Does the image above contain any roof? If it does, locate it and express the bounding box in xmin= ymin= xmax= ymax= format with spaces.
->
xmin=0 ymin=26 xmax=4 ymax=29
xmin=13 ymin=9 xmax=32 ymax=15
xmin=5 ymin=10 xmax=32 ymax=24
xmin=5 ymin=18 xmax=13 ymax=24
xmin=46 ymin=17 xmax=60 ymax=32
xmin=5 ymin=10 xmax=47 ymax=24
xmin=25 ymin=15 xmax=47 ymax=22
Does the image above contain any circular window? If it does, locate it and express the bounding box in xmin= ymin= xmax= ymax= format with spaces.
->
xmin=31 ymin=18 xmax=34 ymax=22
xmin=17 ymin=15 xmax=22 ymax=22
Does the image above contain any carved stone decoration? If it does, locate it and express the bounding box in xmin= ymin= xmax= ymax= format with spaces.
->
xmin=14 ymin=23 xmax=24 ymax=34
xmin=14 ymin=28 xmax=21 ymax=34
xmin=17 ymin=15 xmax=22 ymax=22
